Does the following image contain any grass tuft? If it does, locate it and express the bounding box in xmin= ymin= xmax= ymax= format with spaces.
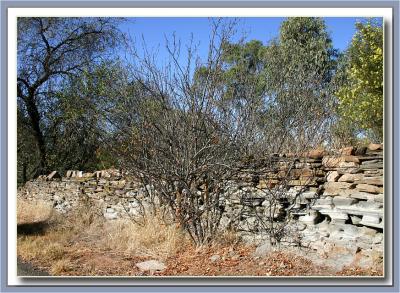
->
xmin=17 ymin=199 xmax=53 ymax=225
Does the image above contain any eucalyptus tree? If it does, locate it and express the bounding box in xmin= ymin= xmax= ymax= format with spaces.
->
xmin=262 ymin=17 xmax=338 ymax=152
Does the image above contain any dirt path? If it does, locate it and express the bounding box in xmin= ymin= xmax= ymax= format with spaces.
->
xmin=17 ymin=257 xmax=50 ymax=276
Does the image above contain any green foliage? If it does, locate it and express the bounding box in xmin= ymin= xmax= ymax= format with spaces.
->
xmin=335 ymin=20 xmax=383 ymax=142
xmin=193 ymin=39 xmax=266 ymax=104
xmin=44 ymin=62 xmax=124 ymax=173
xmin=262 ymin=17 xmax=338 ymax=151
xmin=17 ymin=17 xmax=125 ymax=179
xmin=221 ymin=40 xmax=266 ymax=100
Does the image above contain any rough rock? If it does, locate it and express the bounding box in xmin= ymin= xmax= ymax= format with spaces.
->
xmin=47 ymin=171 xmax=61 ymax=180
xmin=210 ymin=255 xmax=221 ymax=263
xmin=306 ymin=148 xmax=326 ymax=159
xmin=368 ymin=143 xmax=383 ymax=151
xmin=323 ymin=182 xmax=356 ymax=196
xmin=338 ymin=161 xmax=359 ymax=168
xmin=253 ymin=242 xmax=272 ymax=258
xmin=356 ymin=184 xmax=383 ymax=194
xmin=339 ymin=147 xmax=354 ymax=156
xmin=342 ymin=156 xmax=360 ymax=163
xmin=338 ymin=173 xmax=363 ymax=183
xmin=326 ymin=171 xmax=340 ymax=182
xmin=136 ymin=260 xmax=166 ymax=272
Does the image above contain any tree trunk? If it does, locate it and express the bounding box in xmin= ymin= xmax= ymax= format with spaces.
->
xmin=24 ymin=94 xmax=47 ymax=176
xmin=22 ymin=162 xmax=27 ymax=184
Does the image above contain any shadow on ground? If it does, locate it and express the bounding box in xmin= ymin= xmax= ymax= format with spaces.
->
xmin=17 ymin=257 xmax=50 ymax=276
xmin=17 ymin=221 xmax=50 ymax=235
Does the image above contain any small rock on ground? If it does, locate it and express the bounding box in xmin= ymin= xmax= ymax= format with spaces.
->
xmin=210 ymin=255 xmax=220 ymax=263
xmin=136 ymin=260 xmax=166 ymax=272
xmin=253 ymin=242 xmax=272 ymax=258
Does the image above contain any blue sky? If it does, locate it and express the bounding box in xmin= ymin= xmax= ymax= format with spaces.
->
xmin=119 ymin=17 xmax=382 ymax=66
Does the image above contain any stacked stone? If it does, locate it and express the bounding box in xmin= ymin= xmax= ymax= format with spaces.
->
xmin=17 ymin=144 xmax=385 ymax=265
xmin=313 ymin=143 xmax=383 ymax=229
xmin=298 ymin=144 xmax=383 ymax=264
xmin=221 ymin=151 xmax=327 ymax=237
xmin=18 ymin=168 xmax=152 ymax=219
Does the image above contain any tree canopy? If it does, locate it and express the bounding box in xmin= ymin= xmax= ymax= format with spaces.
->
xmin=17 ymin=17 xmax=125 ymax=181
xmin=335 ymin=19 xmax=383 ymax=142
xmin=16 ymin=17 xmax=384 ymax=186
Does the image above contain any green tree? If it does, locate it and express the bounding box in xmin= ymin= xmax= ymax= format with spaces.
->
xmin=220 ymin=40 xmax=266 ymax=102
xmin=44 ymin=62 xmax=123 ymax=173
xmin=17 ymin=17 xmax=125 ymax=177
xmin=335 ymin=20 xmax=383 ymax=142
xmin=262 ymin=17 xmax=338 ymax=152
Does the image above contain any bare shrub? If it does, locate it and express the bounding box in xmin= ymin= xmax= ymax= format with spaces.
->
xmin=105 ymin=18 xmax=335 ymax=247
xmin=108 ymin=19 xmax=252 ymax=246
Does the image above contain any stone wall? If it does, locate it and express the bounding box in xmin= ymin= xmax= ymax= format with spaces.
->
xmin=18 ymin=144 xmax=384 ymax=263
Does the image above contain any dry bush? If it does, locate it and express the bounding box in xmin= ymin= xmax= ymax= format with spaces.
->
xmin=17 ymin=200 xmax=103 ymax=265
xmin=102 ymin=216 xmax=189 ymax=260
xmin=17 ymin=236 xmax=46 ymax=260
xmin=50 ymin=259 xmax=73 ymax=275
xmin=18 ymin=200 xmax=190 ymax=273
xmin=17 ymin=199 xmax=53 ymax=225
xmin=17 ymin=231 xmax=67 ymax=261
xmin=213 ymin=229 xmax=241 ymax=247
xmin=44 ymin=243 xmax=65 ymax=261
xmin=56 ymin=201 xmax=104 ymax=235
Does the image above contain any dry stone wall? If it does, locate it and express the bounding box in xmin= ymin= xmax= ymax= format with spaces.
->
xmin=18 ymin=144 xmax=384 ymax=263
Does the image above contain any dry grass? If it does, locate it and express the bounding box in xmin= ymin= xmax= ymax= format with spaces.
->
xmin=50 ymin=259 xmax=73 ymax=275
xmin=17 ymin=229 xmax=68 ymax=262
xmin=17 ymin=199 xmax=53 ymax=225
xmin=17 ymin=201 xmax=189 ymax=274
xmin=16 ymin=199 xmax=383 ymax=277
xmin=101 ymin=217 xmax=189 ymax=260
xmin=214 ymin=229 xmax=241 ymax=246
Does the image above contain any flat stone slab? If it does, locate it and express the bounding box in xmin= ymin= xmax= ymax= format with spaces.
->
xmin=357 ymin=177 xmax=383 ymax=186
xmin=338 ymin=173 xmax=363 ymax=183
xmin=136 ymin=260 xmax=166 ymax=272
xmin=335 ymin=207 xmax=383 ymax=217
xmin=332 ymin=196 xmax=358 ymax=207
xmin=359 ymin=221 xmax=384 ymax=229
xmin=323 ymin=182 xmax=356 ymax=196
xmin=359 ymin=163 xmax=383 ymax=170
xmin=356 ymin=184 xmax=383 ymax=194
xmin=339 ymin=190 xmax=383 ymax=202
xmin=368 ymin=143 xmax=383 ymax=151
xmin=319 ymin=209 xmax=349 ymax=221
